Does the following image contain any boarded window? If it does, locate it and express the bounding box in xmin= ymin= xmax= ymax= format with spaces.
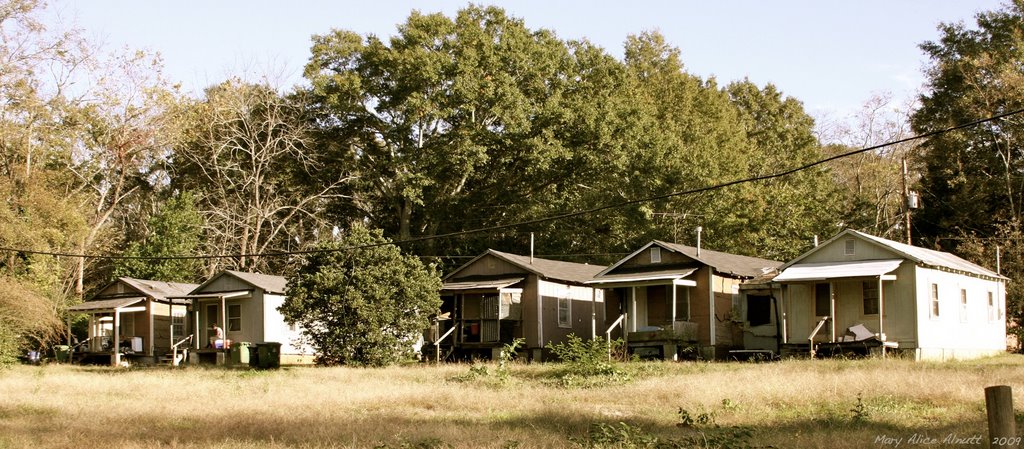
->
xmin=863 ymin=282 xmax=879 ymax=315
xmin=747 ymin=294 xmax=771 ymax=326
xmin=844 ymin=239 xmax=856 ymax=255
xmin=930 ymin=284 xmax=940 ymax=318
xmin=557 ymin=297 xmax=571 ymax=328
xmin=960 ymin=289 xmax=968 ymax=323
xmin=228 ymin=304 xmax=242 ymax=332
xmin=815 ymin=284 xmax=830 ymax=317
xmin=650 ymin=247 xmax=661 ymax=263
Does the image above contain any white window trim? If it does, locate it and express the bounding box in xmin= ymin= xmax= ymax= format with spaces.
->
xmin=557 ymin=297 xmax=571 ymax=328
xmin=228 ymin=304 xmax=242 ymax=332
xmin=959 ymin=288 xmax=968 ymax=323
xmin=930 ymin=283 xmax=940 ymax=320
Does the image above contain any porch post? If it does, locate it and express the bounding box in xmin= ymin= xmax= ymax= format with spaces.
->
xmin=878 ymin=276 xmax=886 ymax=358
xmin=590 ymin=289 xmax=597 ymax=340
xmin=781 ymin=285 xmax=788 ymax=344
xmin=629 ymin=286 xmax=637 ymax=332
xmin=113 ymin=309 xmax=121 ymax=367
xmin=829 ymin=282 xmax=836 ymax=343
xmin=147 ymin=299 xmax=155 ymax=357
xmin=671 ymin=282 xmax=677 ymax=324
xmin=220 ymin=295 xmax=227 ymax=340
xmin=194 ymin=306 xmax=200 ymax=350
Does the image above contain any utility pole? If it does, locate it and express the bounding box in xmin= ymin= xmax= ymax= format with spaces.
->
xmin=902 ymin=159 xmax=912 ymax=245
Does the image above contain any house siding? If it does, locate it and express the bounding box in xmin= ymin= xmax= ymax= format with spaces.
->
xmin=914 ymin=266 xmax=1006 ymax=360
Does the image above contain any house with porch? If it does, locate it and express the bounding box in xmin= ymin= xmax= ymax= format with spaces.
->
xmin=172 ymin=270 xmax=312 ymax=365
xmin=68 ymin=277 xmax=197 ymax=366
xmin=768 ymin=229 xmax=1008 ymax=360
xmin=434 ymin=249 xmax=605 ymax=361
xmin=586 ymin=241 xmax=782 ymax=360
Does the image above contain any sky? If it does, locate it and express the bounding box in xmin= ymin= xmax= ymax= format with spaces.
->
xmin=46 ymin=1 xmax=1005 ymax=126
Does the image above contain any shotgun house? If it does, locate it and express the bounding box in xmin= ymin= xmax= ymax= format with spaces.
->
xmin=68 ymin=277 xmax=197 ymax=366
xmin=586 ymin=241 xmax=782 ymax=360
xmin=173 ymin=270 xmax=311 ymax=365
xmin=434 ymin=250 xmax=606 ymax=361
xmin=770 ymin=229 xmax=1008 ymax=360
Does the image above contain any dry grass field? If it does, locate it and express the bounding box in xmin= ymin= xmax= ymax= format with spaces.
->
xmin=1 ymin=355 xmax=1022 ymax=448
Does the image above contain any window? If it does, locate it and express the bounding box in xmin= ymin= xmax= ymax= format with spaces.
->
xmin=747 ymin=294 xmax=771 ymax=326
xmin=674 ymin=286 xmax=690 ymax=322
xmin=815 ymin=283 xmax=830 ymax=317
xmin=557 ymin=297 xmax=571 ymax=328
xmin=172 ymin=310 xmax=185 ymax=337
xmin=119 ymin=314 xmax=135 ymax=337
xmin=930 ymin=284 xmax=940 ymax=318
xmin=862 ymin=282 xmax=879 ymax=315
xmin=228 ymin=304 xmax=242 ymax=332
xmin=960 ymin=289 xmax=968 ymax=323
xmin=988 ymin=292 xmax=996 ymax=321
xmin=650 ymin=247 xmax=661 ymax=263
xmin=844 ymin=239 xmax=856 ymax=255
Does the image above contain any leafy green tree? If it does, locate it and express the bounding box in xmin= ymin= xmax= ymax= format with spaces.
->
xmin=279 ymin=225 xmax=442 ymax=366
xmin=911 ymin=1 xmax=1024 ymax=346
xmin=111 ymin=192 xmax=203 ymax=282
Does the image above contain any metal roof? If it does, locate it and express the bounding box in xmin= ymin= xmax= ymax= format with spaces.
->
xmin=587 ymin=267 xmax=699 ymax=285
xmin=442 ymin=277 xmax=525 ymax=291
xmin=68 ymin=297 xmax=145 ymax=312
xmin=191 ymin=270 xmax=288 ymax=295
xmin=118 ymin=278 xmax=198 ymax=303
xmin=773 ymin=259 xmax=903 ymax=282
xmin=781 ymin=229 xmax=1007 ymax=280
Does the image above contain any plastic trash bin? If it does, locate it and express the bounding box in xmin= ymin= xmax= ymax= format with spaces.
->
xmin=54 ymin=345 xmax=70 ymax=363
xmin=256 ymin=342 xmax=281 ymax=369
xmin=230 ymin=342 xmax=252 ymax=366
xmin=248 ymin=345 xmax=259 ymax=368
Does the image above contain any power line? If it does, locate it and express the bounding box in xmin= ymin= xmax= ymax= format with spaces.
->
xmin=4 ymin=107 xmax=1024 ymax=261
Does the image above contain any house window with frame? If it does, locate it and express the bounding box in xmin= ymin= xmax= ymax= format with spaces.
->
xmin=650 ymin=247 xmax=661 ymax=263
xmin=815 ymin=283 xmax=830 ymax=317
xmin=862 ymin=281 xmax=879 ymax=315
xmin=171 ymin=310 xmax=185 ymax=337
xmin=228 ymin=304 xmax=242 ymax=332
xmin=557 ymin=297 xmax=571 ymax=328
xmin=844 ymin=239 xmax=856 ymax=255
xmin=930 ymin=283 xmax=940 ymax=318
xmin=988 ymin=291 xmax=996 ymax=321
xmin=960 ymin=289 xmax=968 ymax=323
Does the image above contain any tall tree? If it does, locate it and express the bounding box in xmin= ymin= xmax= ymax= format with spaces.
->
xmin=912 ymin=0 xmax=1024 ymax=346
xmin=279 ymin=225 xmax=441 ymax=366
xmin=111 ymin=191 xmax=203 ymax=282
xmin=172 ymin=80 xmax=350 ymax=274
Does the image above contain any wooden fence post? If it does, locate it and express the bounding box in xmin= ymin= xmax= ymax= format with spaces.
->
xmin=985 ymin=385 xmax=1017 ymax=448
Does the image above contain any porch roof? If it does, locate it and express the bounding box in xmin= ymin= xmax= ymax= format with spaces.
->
xmin=68 ymin=297 xmax=145 ymax=312
xmin=586 ymin=267 xmax=698 ymax=286
xmin=772 ymin=259 xmax=903 ymax=282
xmin=169 ymin=290 xmax=251 ymax=302
xmin=442 ymin=277 xmax=524 ymax=291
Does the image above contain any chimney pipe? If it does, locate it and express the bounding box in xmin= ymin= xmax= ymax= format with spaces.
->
xmin=530 ymin=232 xmax=534 ymax=265
xmin=696 ymin=226 xmax=703 ymax=257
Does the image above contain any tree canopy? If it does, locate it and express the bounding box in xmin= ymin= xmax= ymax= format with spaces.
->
xmin=278 ymin=225 xmax=441 ymax=366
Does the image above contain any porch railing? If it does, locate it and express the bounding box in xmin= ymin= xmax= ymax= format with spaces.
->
xmin=605 ymin=313 xmax=627 ymax=360
xmin=808 ymin=316 xmax=830 ymax=358
xmin=171 ymin=334 xmax=193 ymax=367
xmin=434 ymin=326 xmax=457 ymax=363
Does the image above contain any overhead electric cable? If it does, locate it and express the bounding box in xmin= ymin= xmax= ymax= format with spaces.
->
xmin=4 ymin=107 xmax=1023 ymax=261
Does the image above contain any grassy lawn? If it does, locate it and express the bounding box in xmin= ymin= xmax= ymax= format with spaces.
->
xmin=1 ymin=355 xmax=1022 ymax=448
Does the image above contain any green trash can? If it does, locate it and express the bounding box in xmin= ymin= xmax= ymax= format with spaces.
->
xmin=256 ymin=342 xmax=281 ymax=369
xmin=230 ymin=342 xmax=253 ymax=366
xmin=53 ymin=345 xmax=70 ymax=363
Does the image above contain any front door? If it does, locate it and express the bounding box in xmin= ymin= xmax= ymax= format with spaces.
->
xmin=205 ymin=304 xmax=219 ymax=346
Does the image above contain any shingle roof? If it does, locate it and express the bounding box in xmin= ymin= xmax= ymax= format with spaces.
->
xmin=446 ymin=250 xmax=605 ymax=285
xmin=118 ymin=278 xmax=198 ymax=301
xmin=848 ymin=230 xmax=1005 ymax=279
xmin=653 ymin=241 xmax=783 ymax=278
xmin=487 ymin=250 xmax=606 ymax=284
xmin=223 ymin=270 xmax=288 ymax=294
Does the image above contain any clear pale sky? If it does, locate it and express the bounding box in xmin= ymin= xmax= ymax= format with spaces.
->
xmin=46 ymin=1 xmax=1004 ymax=123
